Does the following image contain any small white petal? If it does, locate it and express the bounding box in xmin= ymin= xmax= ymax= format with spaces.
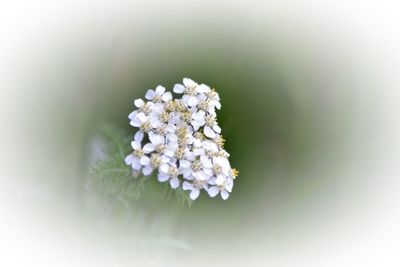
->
xmin=134 ymin=131 xmax=144 ymax=143
xmin=208 ymin=186 xmax=219 ymax=197
xmin=136 ymin=112 xmax=148 ymax=123
xmin=183 ymin=78 xmax=197 ymax=88
xmin=155 ymin=85 xmax=165 ymax=95
xmin=225 ymin=180 xmax=234 ymax=192
xmin=149 ymin=131 xmax=164 ymax=145
xmin=215 ymin=101 xmax=221 ymax=109
xmin=166 ymin=124 xmax=176 ymax=133
xmin=190 ymin=188 xmax=200 ymax=200
xmin=208 ymin=177 xmax=216 ymax=185
xmin=164 ymin=147 xmax=175 ymax=157
xmin=193 ymin=171 xmax=208 ymax=181
xmin=160 ymin=156 xmax=170 ymax=164
xmin=179 ymin=160 xmax=191 ymax=169
xmin=184 ymin=175 xmax=194 ymax=180
xmin=185 ymin=151 xmax=196 ymax=161
xmin=134 ymin=98 xmax=144 ymax=108
xmin=183 ymin=170 xmax=192 ymax=179
xmin=142 ymin=166 xmax=153 ymax=176
xmin=187 ymin=96 xmax=198 ymax=107
xmin=162 ymin=91 xmax=172 ymax=102
xmin=197 ymin=84 xmax=210 ymax=93
xmin=213 ymin=124 xmax=221 ymax=133
xmin=204 ymin=126 xmax=216 ymax=138
xmin=152 ymin=103 xmax=164 ymax=113
xmin=131 ymin=141 xmax=140 ymax=150
xmin=200 ymin=156 xmax=213 ymax=168
xmin=130 ymin=119 xmax=141 ymax=127
xmin=143 ymin=143 xmax=156 ymax=153
xmin=173 ymin=84 xmax=185 ymax=94
xmin=158 ymin=173 xmax=169 ymax=182
xmin=132 ymin=158 xmax=141 ymax=170
xmin=149 ymin=118 xmax=162 ymax=129
xmin=221 ymin=190 xmax=230 ymax=200
xmin=193 ymin=139 xmax=202 ymax=147
xmin=170 ymin=177 xmax=180 ymax=189
xmin=193 ymin=148 xmax=205 ymax=156
xmin=204 ymin=168 xmax=213 ymax=176
xmin=128 ymin=110 xmax=138 ymax=120
xmin=125 ymin=155 xmax=134 ymax=165
xmin=140 ymin=156 xmax=150 ymax=166
xmin=191 ymin=121 xmax=201 ymax=131
xmin=182 ymin=182 xmax=193 ymax=190
xmin=215 ymin=175 xmax=225 ymax=185
xmin=159 ymin=163 xmax=169 ymax=173
xmin=145 ymin=89 xmax=155 ymax=100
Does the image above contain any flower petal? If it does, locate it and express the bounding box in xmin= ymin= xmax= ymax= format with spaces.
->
xmin=132 ymin=158 xmax=141 ymax=170
xmin=213 ymin=124 xmax=221 ymax=133
xmin=142 ymin=165 xmax=153 ymax=176
xmin=155 ymin=85 xmax=165 ymax=95
xmin=162 ymin=91 xmax=172 ymax=102
xmin=173 ymin=84 xmax=185 ymax=94
xmin=145 ymin=89 xmax=155 ymax=100
xmin=149 ymin=131 xmax=164 ymax=145
xmin=128 ymin=110 xmax=138 ymax=120
xmin=131 ymin=141 xmax=140 ymax=150
xmin=143 ymin=143 xmax=156 ymax=153
xmin=158 ymin=173 xmax=169 ymax=182
xmin=187 ymin=96 xmax=198 ymax=107
xmin=182 ymin=182 xmax=193 ymax=190
xmin=140 ymin=156 xmax=150 ymax=166
xmin=200 ymin=156 xmax=213 ymax=168
xmin=125 ymin=154 xmax=134 ymax=165
xmin=190 ymin=188 xmax=200 ymax=200
xmin=179 ymin=160 xmax=191 ymax=169
xmin=159 ymin=163 xmax=169 ymax=173
xmin=136 ymin=112 xmax=148 ymax=123
xmin=215 ymin=175 xmax=225 ymax=185
xmin=208 ymin=186 xmax=219 ymax=197
xmin=221 ymin=190 xmax=230 ymax=200
xmin=197 ymin=84 xmax=210 ymax=93
xmin=134 ymin=131 xmax=144 ymax=143
xmin=170 ymin=177 xmax=180 ymax=189
xmin=134 ymin=98 xmax=144 ymax=108
xmin=204 ymin=126 xmax=216 ymax=138
xmin=183 ymin=78 xmax=197 ymax=88
xmin=130 ymin=119 xmax=141 ymax=127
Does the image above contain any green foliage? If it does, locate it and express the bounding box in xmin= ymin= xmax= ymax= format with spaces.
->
xmin=162 ymin=184 xmax=193 ymax=208
xmin=89 ymin=125 xmax=193 ymax=207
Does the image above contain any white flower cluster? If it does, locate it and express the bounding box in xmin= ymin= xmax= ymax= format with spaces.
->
xmin=125 ymin=78 xmax=238 ymax=200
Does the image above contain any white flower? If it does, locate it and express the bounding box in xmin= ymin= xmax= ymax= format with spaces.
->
xmin=182 ymin=94 xmax=199 ymax=107
xmin=207 ymin=177 xmax=233 ymax=200
xmin=173 ymin=78 xmax=203 ymax=107
xmin=145 ymin=85 xmax=172 ymax=103
xmin=130 ymin=112 xmax=151 ymax=132
xmin=203 ymin=114 xmax=221 ymax=139
xmin=143 ymin=131 xmax=178 ymax=158
xmin=158 ymin=163 xmax=180 ymax=189
xmin=182 ymin=180 xmax=209 ymax=200
xmin=213 ymin=156 xmax=231 ymax=179
xmin=139 ymin=153 xmax=170 ymax=176
xmin=191 ymin=110 xmax=206 ymax=130
xmin=207 ymin=90 xmax=221 ymax=110
xmin=124 ymin=138 xmax=145 ymax=171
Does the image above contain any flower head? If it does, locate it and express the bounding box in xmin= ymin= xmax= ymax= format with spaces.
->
xmin=126 ymin=78 xmax=238 ymax=201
